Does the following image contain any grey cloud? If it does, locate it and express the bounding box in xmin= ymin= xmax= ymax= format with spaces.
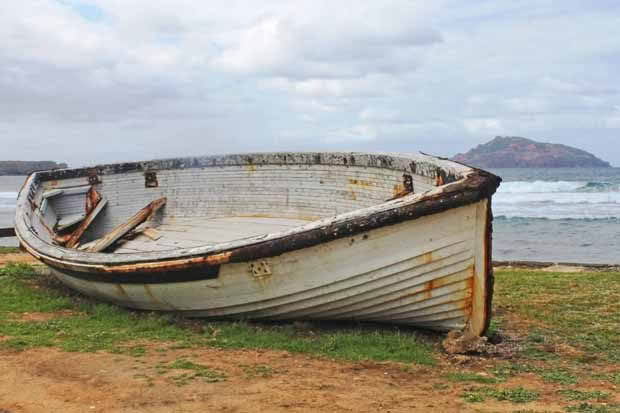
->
xmin=0 ymin=0 xmax=619 ymax=166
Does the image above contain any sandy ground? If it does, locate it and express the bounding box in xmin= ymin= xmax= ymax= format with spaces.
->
xmin=0 ymin=344 xmax=581 ymax=413
xmin=0 ymin=253 xmax=37 ymax=267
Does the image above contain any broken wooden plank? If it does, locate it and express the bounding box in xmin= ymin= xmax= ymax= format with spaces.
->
xmin=142 ymin=228 xmax=162 ymax=241
xmin=86 ymin=198 xmax=166 ymax=253
xmin=61 ymin=197 xmax=108 ymax=248
xmin=85 ymin=186 xmax=101 ymax=214
xmin=77 ymin=239 xmax=98 ymax=251
xmin=41 ymin=189 xmax=64 ymax=199
xmin=56 ymin=213 xmax=86 ymax=231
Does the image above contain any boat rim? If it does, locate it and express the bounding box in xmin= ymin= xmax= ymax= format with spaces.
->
xmin=14 ymin=151 xmax=501 ymax=271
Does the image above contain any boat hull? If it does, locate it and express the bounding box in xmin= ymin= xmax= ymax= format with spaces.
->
xmin=48 ymin=200 xmax=491 ymax=333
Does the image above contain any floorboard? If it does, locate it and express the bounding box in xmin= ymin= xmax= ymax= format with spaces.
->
xmin=114 ymin=216 xmax=312 ymax=254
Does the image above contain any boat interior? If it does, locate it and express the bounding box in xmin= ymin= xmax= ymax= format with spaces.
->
xmin=24 ymin=154 xmax=464 ymax=254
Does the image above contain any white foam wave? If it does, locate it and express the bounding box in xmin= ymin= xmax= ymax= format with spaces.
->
xmin=0 ymin=192 xmax=17 ymax=210
xmin=500 ymin=181 xmax=585 ymax=193
xmin=496 ymin=180 xmax=620 ymax=219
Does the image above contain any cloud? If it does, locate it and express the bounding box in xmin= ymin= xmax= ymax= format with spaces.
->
xmin=464 ymin=118 xmax=504 ymax=134
xmin=1 ymin=0 xmax=620 ymax=165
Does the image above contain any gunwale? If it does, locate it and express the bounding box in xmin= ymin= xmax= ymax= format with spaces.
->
xmin=15 ymin=152 xmax=501 ymax=272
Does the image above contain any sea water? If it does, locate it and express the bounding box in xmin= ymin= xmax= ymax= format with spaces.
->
xmin=1 ymin=170 xmax=619 ymax=263
xmin=0 ymin=176 xmax=24 ymax=247
xmin=491 ymin=168 xmax=620 ymax=264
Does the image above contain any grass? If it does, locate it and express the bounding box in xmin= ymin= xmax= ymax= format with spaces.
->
xmin=557 ymin=390 xmax=610 ymax=402
xmin=241 ymin=364 xmax=277 ymax=379
xmin=0 ymin=246 xmax=21 ymax=254
xmin=0 ymin=263 xmax=435 ymax=365
xmin=462 ymin=386 xmax=540 ymax=404
xmin=494 ymin=269 xmax=620 ymax=362
xmin=566 ymin=403 xmax=620 ymax=413
xmin=542 ymin=369 xmax=579 ymax=385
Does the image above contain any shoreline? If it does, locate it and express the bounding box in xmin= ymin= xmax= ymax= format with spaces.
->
xmin=493 ymin=260 xmax=620 ymax=272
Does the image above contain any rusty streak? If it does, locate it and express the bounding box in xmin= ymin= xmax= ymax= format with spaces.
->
xmin=481 ymin=197 xmax=495 ymax=336
xmin=86 ymin=197 xmax=167 ymax=252
xmin=61 ymin=189 xmax=106 ymax=248
xmin=225 ymin=172 xmax=500 ymax=264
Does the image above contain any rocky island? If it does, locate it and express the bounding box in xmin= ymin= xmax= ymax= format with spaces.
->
xmin=0 ymin=161 xmax=68 ymax=176
xmin=452 ymin=136 xmax=611 ymax=168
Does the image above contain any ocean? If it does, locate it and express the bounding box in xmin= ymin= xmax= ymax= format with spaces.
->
xmin=0 ymin=176 xmax=24 ymax=247
xmin=491 ymin=168 xmax=620 ymax=264
xmin=1 ymin=169 xmax=619 ymax=263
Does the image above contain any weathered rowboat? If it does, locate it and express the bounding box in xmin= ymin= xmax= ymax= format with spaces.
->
xmin=14 ymin=152 xmax=501 ymax=335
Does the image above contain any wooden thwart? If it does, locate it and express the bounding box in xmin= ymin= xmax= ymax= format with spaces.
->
xmin=62 ymin=198 xmax=108 ymax=248
xmin=86 ymin=198 xmax=167 ymax=253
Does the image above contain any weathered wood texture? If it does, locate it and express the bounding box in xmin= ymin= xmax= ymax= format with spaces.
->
xmin=51 ymin=202 xmax=485 ymax=332
xmin=63 ymin=198 xmax=108 ymax=248
xmin=115 ymin=217 xmax=310 ymax=253
xmin=14 ymin=152 xmax=501 ymax=334
xmin=87 ymin=198 xmax=166 ymax=252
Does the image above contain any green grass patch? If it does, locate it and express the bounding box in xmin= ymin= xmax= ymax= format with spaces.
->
xmin=557 ymin=389 xmax=609 ymax=402
xmin=0 ymin=246 xmax=21 ymax=254
xmin=241 ymin=364 xmax=277 ymax=379
xmin=542 ymin=369 xmax=578 ymax=385
xmin=206 ymin=322 xmax=436 ymax=365
xmin=0 ymin=264 xmax=435 ymax=365
xmin=566 ymin=403 xmax=620 ymax=413
xmin=494 ymin=270 xmax=620 ymax=362
xmin=462 ymin=386 xmax=540 ymax=404
xmin=489 ymin=362 xmax=541 ymax=381
xmin=592 ymin=372 xmax=620 ymax=385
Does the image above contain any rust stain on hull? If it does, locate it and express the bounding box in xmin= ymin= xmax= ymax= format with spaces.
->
xmin=348 ymin=178 xmax=377 ymax=188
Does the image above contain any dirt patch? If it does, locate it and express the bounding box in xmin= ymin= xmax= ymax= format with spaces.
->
xmin=14 ymin=310 xmax=81 ymax=322
xmin=0 ymin=345 xmax=580 ymax=413
xmin=0 ymin=253 xmax=38 ymax=267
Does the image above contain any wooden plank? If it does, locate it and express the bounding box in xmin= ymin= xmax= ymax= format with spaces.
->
xmin=87 ymin=198 xmax=166 ymax=253
xmin=56 ymin=213 xmax=86 ymax=231
xmin=142 ymin=228 xmax=162 ymax=241
xmin=63 ymin=198 xmax=108 ymax=248
xmin=42 ymin=189 xmax=64 ymax=199
xmin=0 ymin=227 xmax=16 ymax=238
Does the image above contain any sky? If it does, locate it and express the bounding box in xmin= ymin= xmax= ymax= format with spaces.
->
xmin=1 ymin=0 xmax=619 ymax=167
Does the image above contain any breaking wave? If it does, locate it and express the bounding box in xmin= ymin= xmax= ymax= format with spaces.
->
xmin=0 ymin=192 xmax=17 ymax=209
xmin=495 ymin=181 xmax=620 ymax=219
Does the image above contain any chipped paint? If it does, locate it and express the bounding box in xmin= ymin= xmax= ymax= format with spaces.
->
xmin=14 ymin=152 xmax=501 ymax=334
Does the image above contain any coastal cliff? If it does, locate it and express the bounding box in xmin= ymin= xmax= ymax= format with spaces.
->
xmin=452 ymin=136 xmax=611 ymax=168
xmin=0 ymin=161 xmax=68 ymax=176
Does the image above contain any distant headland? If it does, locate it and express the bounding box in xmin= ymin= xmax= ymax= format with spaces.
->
xmin=0 ymin=161 xmax=68 ymax=176
xmin=452 ymin=136 xmax=611 ymax=168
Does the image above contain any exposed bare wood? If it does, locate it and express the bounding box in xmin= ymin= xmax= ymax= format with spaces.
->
xmin=62 ymin=198 xmax=108 ymax=248
xmin=56 ymin=213 xmax=86 ymax=231
xmin=41 ymin=189 xmax=64 ymax=199
xmin=86 ymin=198 xmax=166 ymax=253
xmin=85 ymin=186 xmax=101 ymax=214
xmin=0 ymin=227 xmax=16 ymax=238
xmin=142 ymin=228 xmax=162 ymax=241
xmin=77 ymin=239 xmax=98 ymax=251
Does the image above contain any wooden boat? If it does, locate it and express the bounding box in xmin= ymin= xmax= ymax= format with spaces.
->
xmin=14 ymin=152 xmax=501 ymax=335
